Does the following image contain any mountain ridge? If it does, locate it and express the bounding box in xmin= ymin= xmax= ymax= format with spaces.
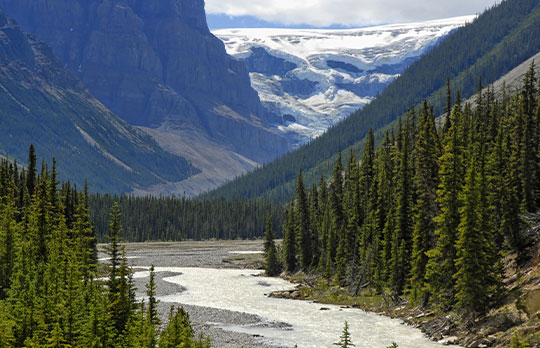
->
xmin=206 ymin=0 xmax=540 ymax=202
xmin=0 ymin=6 xmax=197 ymax=193
xmin=0 ymin=0 xmax=292 ymax=167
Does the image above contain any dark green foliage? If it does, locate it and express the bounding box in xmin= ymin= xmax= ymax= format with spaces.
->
xmin=278 ymin=70 xmax=537 ymax=318
xmin=0 ymin=148 xmax=209 ymax=348
xmin=205 ymin=0 xmax=540 ymax=203
xmin=295 ymin=170 xmax=312 ymax=270
xmin=334 ymin=321 xmax=354 ymax=348
xmin=283 ymin=201 xmax=297 ymax=273
xmin=390 ymin=115 xmax=414 ymax=296
xmin=264 ymin=216 xmax=281 ymax=276
xmin=26 ymin=145 xmax=36 ymax=198
xmin=146 ymin=265 xmax=160 ymax=328
xmin=89 ymin=194 xmax=284 ymax=242
xmin=453 ymin=156 xmax=490 ymax=316
xmin=408 ymin=102 xmax=440 ymax=305
xmin=425 ymin=105 xmax=465 ymax=308
xmin=159 ymin=306 xmax=211 ymax=348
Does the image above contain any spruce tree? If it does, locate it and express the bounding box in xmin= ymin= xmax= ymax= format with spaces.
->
xmin=334 ymin=321 xmax=354 ymax=348
xmin=409 ymin=101 xmax=440 ymax=305
xmin=443 ymin=77 xmax=453 ymax=134
xmin=146 ymin=265 xmax=159 ymax=327
xmin=295 ymin=169 xmax=312 ymax=270
xmin=454 ymin=151 xmax=497 ymax=317
xmin=264 ymin=215 xmax=281 ymax=276
xmin=426 ymin=105 xmax=464 ymax=308
xmin=282 ymin=201 xmax=297 ymax=273
xmin=390 ymin=116 xmax=413 ymax=295
xmin=358 ymin=131 xmax=376 ymax=262
xmin=26 ymin=145 xmax=37 ymax=198
xmin=309 ymin=185 xmax=321 ymax=268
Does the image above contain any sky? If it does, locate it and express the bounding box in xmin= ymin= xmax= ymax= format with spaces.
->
xmin=206 ymin=0 xmax=499 ymax=29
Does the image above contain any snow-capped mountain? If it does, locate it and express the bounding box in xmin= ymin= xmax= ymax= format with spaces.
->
xmin=214 ymin=15 xmax=475 ymax=144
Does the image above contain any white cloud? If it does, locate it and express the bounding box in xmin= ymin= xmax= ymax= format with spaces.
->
xmin=205 ymin=0 xmax=498 ymax=27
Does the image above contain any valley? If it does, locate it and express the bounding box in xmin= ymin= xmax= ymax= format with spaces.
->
xmin=1 ymin=0 xmax=540 ymax=347
xmin=117 ymin=241 xmax=460 ymax=348
xmin=214 ymin=16 xmax=473 ymax=143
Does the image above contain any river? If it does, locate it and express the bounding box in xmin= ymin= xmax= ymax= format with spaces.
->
xmin=133 ymin=265 xmax=459 ymax=348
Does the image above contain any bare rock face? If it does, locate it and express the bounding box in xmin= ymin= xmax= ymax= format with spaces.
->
xmin=0 ymin=6 xmax=198 ymax=193
xmin=0 ymin=0 xmax=289 ymax=163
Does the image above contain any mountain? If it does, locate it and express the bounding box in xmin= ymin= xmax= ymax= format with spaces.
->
xmin=207 ymin=0 xmax=540 ymax=202
xmin=0 ymin=7 xmax=197 ymax=193
xmin=0 ymin=0 xmax=292 ymax=196
xmin=214 ymin=16 xmax=473 ymax=144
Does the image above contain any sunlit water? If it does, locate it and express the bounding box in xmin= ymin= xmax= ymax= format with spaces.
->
xmin=134 ymin=267 xmax=459 ymax=348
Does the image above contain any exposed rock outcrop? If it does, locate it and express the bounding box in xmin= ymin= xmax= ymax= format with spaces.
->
xmin=0 ymin=6 xmax=197 ymax=193
xmin=0 ymin=0 xmax=290 ymax=164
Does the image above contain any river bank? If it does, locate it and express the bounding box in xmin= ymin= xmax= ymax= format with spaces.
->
xmin=269 ymin=241 xmax=540 ymax=348
xmin=100 ymin=241 xmax=281 ymax=348
xmin=98 ymin=240 xmax=464 ymax=348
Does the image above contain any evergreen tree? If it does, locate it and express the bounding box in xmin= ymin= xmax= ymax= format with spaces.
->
xmin=309 ymin=184 xmax=321 ymax=268
xmin=390 ymin=115 xmax=413 ymax=295
xmin=454 ymin=153 xmax=496 ymax=317
xmin=158 ymin=306 xmax=211 ymax=348
xmin=426 ymin=105 xmax=464 ymax=308
xmin=295 ymin=169 xmax=312 ymax=270
xmin=409 ymin=101 xmax=440 ymax=305
xmin=282 ymin=201 xmax=297 ymax=273
xmin=334 ymin=321 xmax=354 ymax=348
xmin=443 ymin=77 xmax=453 ymax=134
xmin=146 ymin=265 xmax=159 ymax=327
xmin=264 ymin=216 xmax=281 ymax=276
xmin=26 ymin=145 xmax=37 ymax=198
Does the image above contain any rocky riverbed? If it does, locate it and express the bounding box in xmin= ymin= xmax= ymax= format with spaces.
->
xmin=99 ymin=241 xmax=283 ymax=348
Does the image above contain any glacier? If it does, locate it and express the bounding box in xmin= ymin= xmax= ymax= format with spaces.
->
xmin=213 ymin=15 xmax=475 ymax=145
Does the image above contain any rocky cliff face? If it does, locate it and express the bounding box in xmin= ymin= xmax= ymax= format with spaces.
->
xmin=0 ymin=0 xmax=289 ymax=163
xmin=0 ymin=6 xmax=198 ymax=193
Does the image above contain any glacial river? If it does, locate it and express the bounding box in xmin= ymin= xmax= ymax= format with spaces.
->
xmin=134 ymin=267 xmax=459 ymax=348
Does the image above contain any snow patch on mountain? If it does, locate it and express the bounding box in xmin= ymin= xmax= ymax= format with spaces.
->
xmin=213 ymin=15 xmax=475 ymax=144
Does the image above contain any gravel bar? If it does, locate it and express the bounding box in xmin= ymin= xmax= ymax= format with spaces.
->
xmin=99 ymin=241 xmax=287 ymax=348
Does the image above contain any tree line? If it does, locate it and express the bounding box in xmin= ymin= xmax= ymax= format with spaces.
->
xmin=205 ymin=0 xmax=540 ymax=203
xmin=89 ymin=194 xmax=285 ymax=242
xmin=0 ymin=146 xmax=210 ymax=347
xmin=273 ymin=64 xmax=540 ymax=318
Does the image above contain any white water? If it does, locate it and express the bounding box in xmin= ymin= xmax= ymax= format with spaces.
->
xmin=140 ymin=267 xmax=459 ymax=348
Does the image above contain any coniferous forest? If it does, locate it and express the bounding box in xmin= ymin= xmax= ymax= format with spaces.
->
xmin=277 ymin=64 xmax=540 ymax=318
xmin=0 ymin=67 xmax=539 ymax=348
xmin=88 ymin=194 xmax=285 ymax=242
xmin=206 ymin=0 xmax=540 ymax=203
xmin=0 ymin=146 xmax=210 ymax=347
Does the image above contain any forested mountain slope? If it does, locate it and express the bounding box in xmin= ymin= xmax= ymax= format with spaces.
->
xmin=0 ymin=8 xmax=196 ymax=193
xmin=207 ymin=0 xmax=540 ymax=202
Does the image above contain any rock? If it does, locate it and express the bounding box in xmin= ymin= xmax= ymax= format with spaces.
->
xmin=523 ymin=286 xmax=540 ymax=316
xmin=476 ymin=338 xmax=493 ymax=347
xmin=0 ymin=0 xmax=291 ymax=164
xmin=439 ymin=336 xmax=459 ymax=345
xmin=320 ymin=307 xmax=330 ymax=311
xmin=0 ymin=6 xmax=195 ymax=193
